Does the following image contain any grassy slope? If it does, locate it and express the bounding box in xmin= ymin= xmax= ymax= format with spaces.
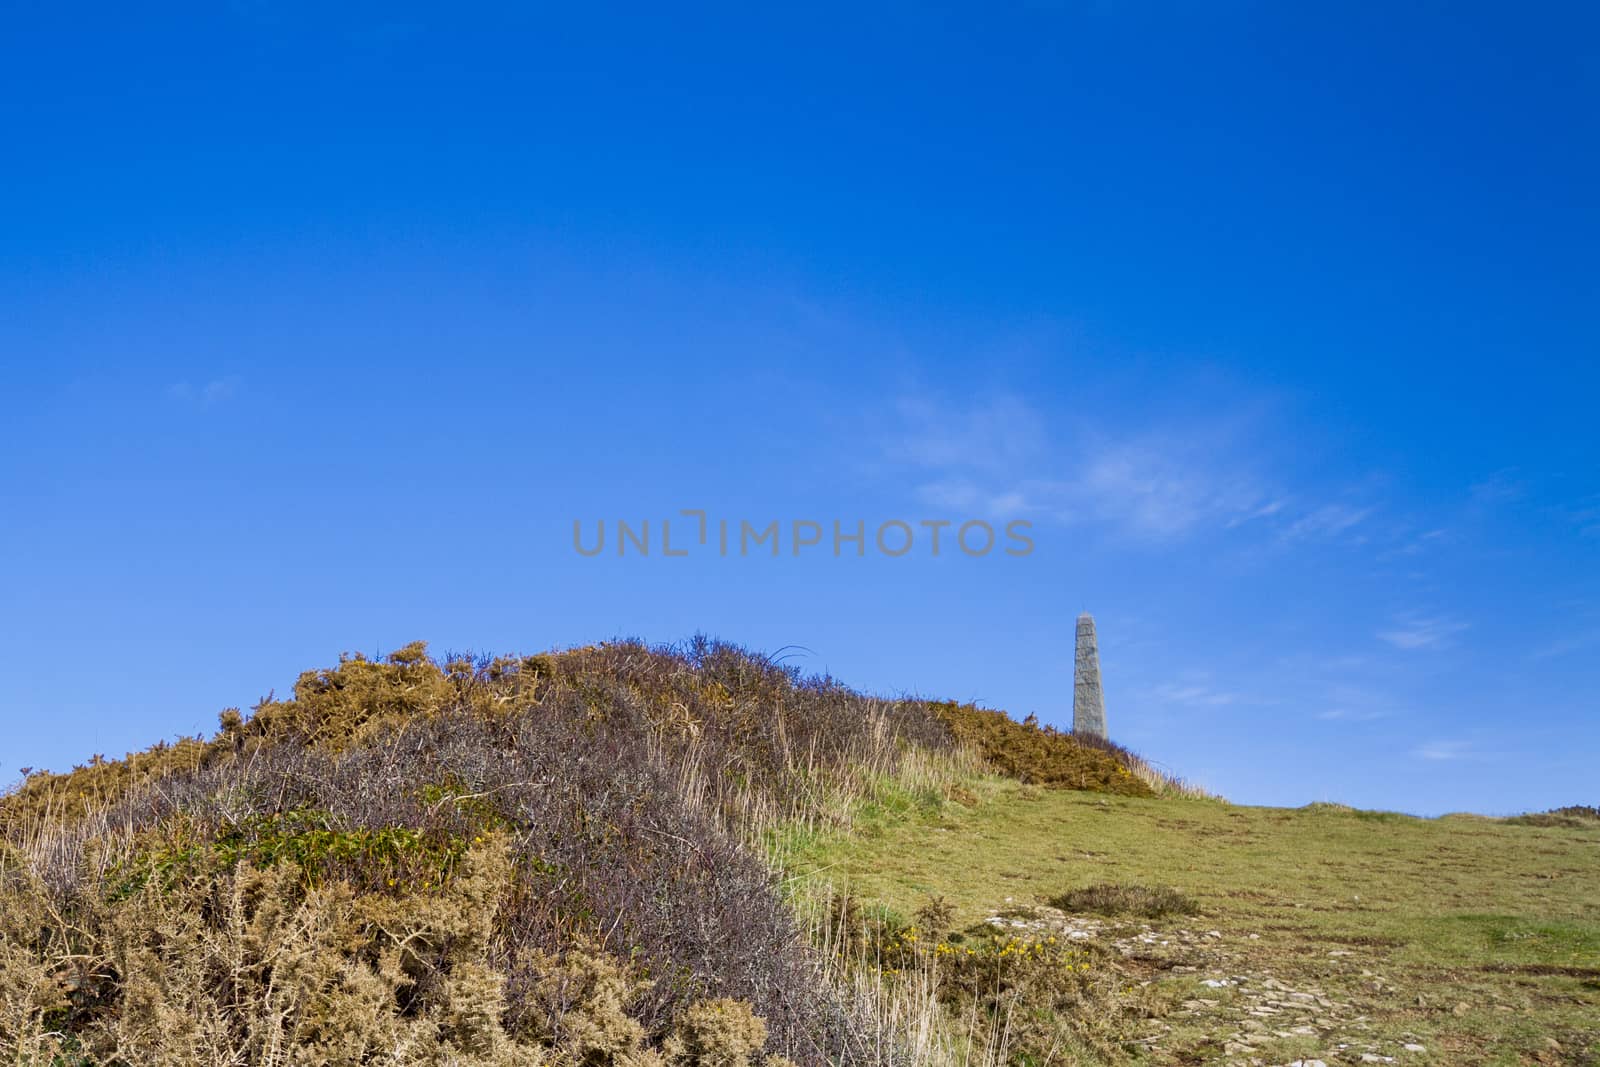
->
xmin=789 ymin=778 xmax=1600 ymax=1065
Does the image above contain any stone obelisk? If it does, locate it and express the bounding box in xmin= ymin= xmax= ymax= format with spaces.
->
xmin=1073 ymin=612 xmax=1107 ymax=739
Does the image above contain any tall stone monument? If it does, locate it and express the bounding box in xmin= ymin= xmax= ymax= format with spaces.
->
xmin=1073 ymin=612 xmax=1107 ymax=739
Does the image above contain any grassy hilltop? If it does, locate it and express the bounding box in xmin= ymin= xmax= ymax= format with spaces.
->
xmin=787 ymin=786 xmax=1600 ymax=1065
xmin=1 ymin=641 xmax=1595 ymax=1066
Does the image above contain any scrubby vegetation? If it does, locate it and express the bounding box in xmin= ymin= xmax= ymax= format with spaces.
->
xmin=929 ymin=702 xmax=1145 ymax=797
xmin=805 ymin=891 xmax=1169 ymax=1065
xmin=787 ymin=779 xmax=1600 ymax=1064
xmin=928 ymin=703 xmax=1197 ymax=799
xmin=1047 ymin=884 xmax=1199 ymax=920
xmin=0 ymin=638 xmax=1166 ymax=1065
xmin=1505 ymin=804 xmax=1600 ymax=828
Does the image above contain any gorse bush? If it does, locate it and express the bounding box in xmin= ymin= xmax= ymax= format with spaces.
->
xmin=104 ymin=805 xmax=493 ymax=903
xmin=930 ymin=702 xmax=1153 ymax=797
xmin=0 ymin=637 xmax=1162 ymax=1065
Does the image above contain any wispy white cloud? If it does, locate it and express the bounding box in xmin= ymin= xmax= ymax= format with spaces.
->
xmin=1147 ymin=681 xmax=1239 ymax=708
xmin=1063 ymin=436 xmax=1272 ymax=539
xmin=1283 ymin=504 xmax=1373 ymax=542
xmin=1308 ymin=680 xmax=1403 ymax=722
xmin=878 ymin=388 xmax=1401 ymax=553
xmin=872 ymin=385 xmax=1423 ymax=556
xmin=1470 ymin=472 xmax=1600 ymax=540
xmin=885 ymin=394 xmax=1044 ymax=478
xmin=167 ymin=376 xmax=240 ymax=407
xmin=914 ymin=478 xmax=1034 ymax=520
xmin=1315 ymin=707 xmax=1388 ymax=722
xmin=1530 ymin=629 xmax=1600 ymax=661
xmin=1568 ymin=495 xmax=1600 ymax=538
xmin=1226 ymin=499 xmax=1287 ymax=527
xmin=1377 ymin=612 xmax=1469 ymax=651
xmin=882 ymin=391 xmax=1293 ymax=542
xmin=1380 ymin=527 xmax=1449 ymax=559
xmin=1469 ymin=471 xmax=1526 ymax=507
xmin=1414 ymin=739 xmax=1475 ymax=761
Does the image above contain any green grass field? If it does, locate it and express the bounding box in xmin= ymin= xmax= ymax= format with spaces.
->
xmin=788 ymin=779 xmax=1600 ymax=1065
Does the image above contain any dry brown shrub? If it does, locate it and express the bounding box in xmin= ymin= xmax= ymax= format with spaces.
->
xmin=665 ymin=998 xmax=768 ymax=1067
xmin=0 ymin=860 xmax=70 ymax=1064
xmin=519 ymin=943 xmax=653 ymax=1064
xmin=930 ymin=701 xmax=1154 ymax=796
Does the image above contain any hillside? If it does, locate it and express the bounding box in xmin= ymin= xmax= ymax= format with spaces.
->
xmin=1 ymin=641 xmax=1593 ymax=1066
xmin=787 ymin=784 xmax=1600 ymax=1065
xmin=0 ymin=640 xmax=1165 ymax=1066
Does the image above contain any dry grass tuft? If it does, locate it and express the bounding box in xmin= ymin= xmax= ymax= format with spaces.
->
xmin=1505 ymin=804 xmax=1600 ymax=828
xmin=1048 ymin=882 xmax=1200 ymax=919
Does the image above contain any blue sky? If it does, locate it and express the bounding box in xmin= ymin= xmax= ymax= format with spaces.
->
xmin=2 ymin=2 xmax=1596 ymax=815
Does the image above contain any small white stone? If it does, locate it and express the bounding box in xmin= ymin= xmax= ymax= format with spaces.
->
xmin=1402 ymin=1045 xmax=1426 ymax=1053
